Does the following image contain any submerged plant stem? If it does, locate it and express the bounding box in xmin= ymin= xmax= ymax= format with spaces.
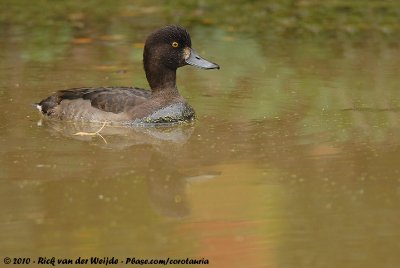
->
xmin=73 ymin=121 xmax=108 ymax=144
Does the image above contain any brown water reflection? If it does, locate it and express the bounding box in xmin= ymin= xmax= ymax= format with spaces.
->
xmin=2 ymin=115 xmax=400 ymax=267
xmin=1 ymin=6 xmax=400 ymax=268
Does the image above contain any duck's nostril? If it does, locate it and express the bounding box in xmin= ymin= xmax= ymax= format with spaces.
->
xmin=195 ymin=56 xmax=200 ymax=60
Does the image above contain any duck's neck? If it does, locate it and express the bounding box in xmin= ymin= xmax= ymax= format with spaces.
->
xmin=144 ymin=63 xmax=178 ymax=94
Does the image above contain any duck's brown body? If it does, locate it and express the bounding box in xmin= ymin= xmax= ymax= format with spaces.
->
xmin=36 ymin=25 xmax=218 ymax=125
xmin=37 ymin=86 xmax=195 ymax=124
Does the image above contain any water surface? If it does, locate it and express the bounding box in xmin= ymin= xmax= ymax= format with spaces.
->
xmin=1 ymin=3 xmax=400 ymax=268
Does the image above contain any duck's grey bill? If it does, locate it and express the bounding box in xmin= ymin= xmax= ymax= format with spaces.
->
xmin=185 ymin=49 xmax=220 ymax=70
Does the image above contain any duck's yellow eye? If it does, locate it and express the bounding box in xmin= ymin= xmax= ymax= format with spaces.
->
xmin=172 ymin=41 xmax=179 ymax=48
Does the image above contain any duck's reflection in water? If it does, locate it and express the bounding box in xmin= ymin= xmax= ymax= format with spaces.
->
xmin=38 ymin=119 xmax=194 ymax=147
xmin=37 ymin=119 xmax=218 ymax=218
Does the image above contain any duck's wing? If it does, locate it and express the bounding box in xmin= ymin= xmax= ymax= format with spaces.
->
xmin=37 ymin=87 xmax=151 ymax=115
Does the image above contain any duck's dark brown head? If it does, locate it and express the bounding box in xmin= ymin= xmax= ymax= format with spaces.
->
xmin=143 ymin=25 xmax=219 ymax=91
xmin=143 ymin=25 xmax=219 ymax=90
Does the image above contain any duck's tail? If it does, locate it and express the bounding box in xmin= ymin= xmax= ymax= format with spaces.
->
xmin=33 ymin=103 xmax=43 ymax=113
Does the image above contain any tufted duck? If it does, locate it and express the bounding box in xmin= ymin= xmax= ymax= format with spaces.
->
xmin=36 ymin=25 xmax=219 ymax=124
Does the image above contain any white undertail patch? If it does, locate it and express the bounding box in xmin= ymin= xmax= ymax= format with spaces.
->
xmin=36 ymin=104 xmax=42 ymax=112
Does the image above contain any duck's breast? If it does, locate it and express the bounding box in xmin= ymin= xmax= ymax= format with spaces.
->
xmin=131 ymin=102 xmax=195 ymax=124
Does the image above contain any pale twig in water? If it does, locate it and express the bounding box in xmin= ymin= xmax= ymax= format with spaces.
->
xmin=73 ymin=121 xmax=108 ymax=144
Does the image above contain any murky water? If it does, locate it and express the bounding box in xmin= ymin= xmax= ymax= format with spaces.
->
xmin=1 ymin=2 xmax=400 ymax=268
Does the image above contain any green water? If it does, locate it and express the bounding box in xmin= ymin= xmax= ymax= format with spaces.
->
xmin=1 ymin=1 xmax=400 ymax=268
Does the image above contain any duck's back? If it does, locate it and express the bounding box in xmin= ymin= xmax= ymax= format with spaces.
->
xmin=37 ymin=87 xmax=151 ymax=123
